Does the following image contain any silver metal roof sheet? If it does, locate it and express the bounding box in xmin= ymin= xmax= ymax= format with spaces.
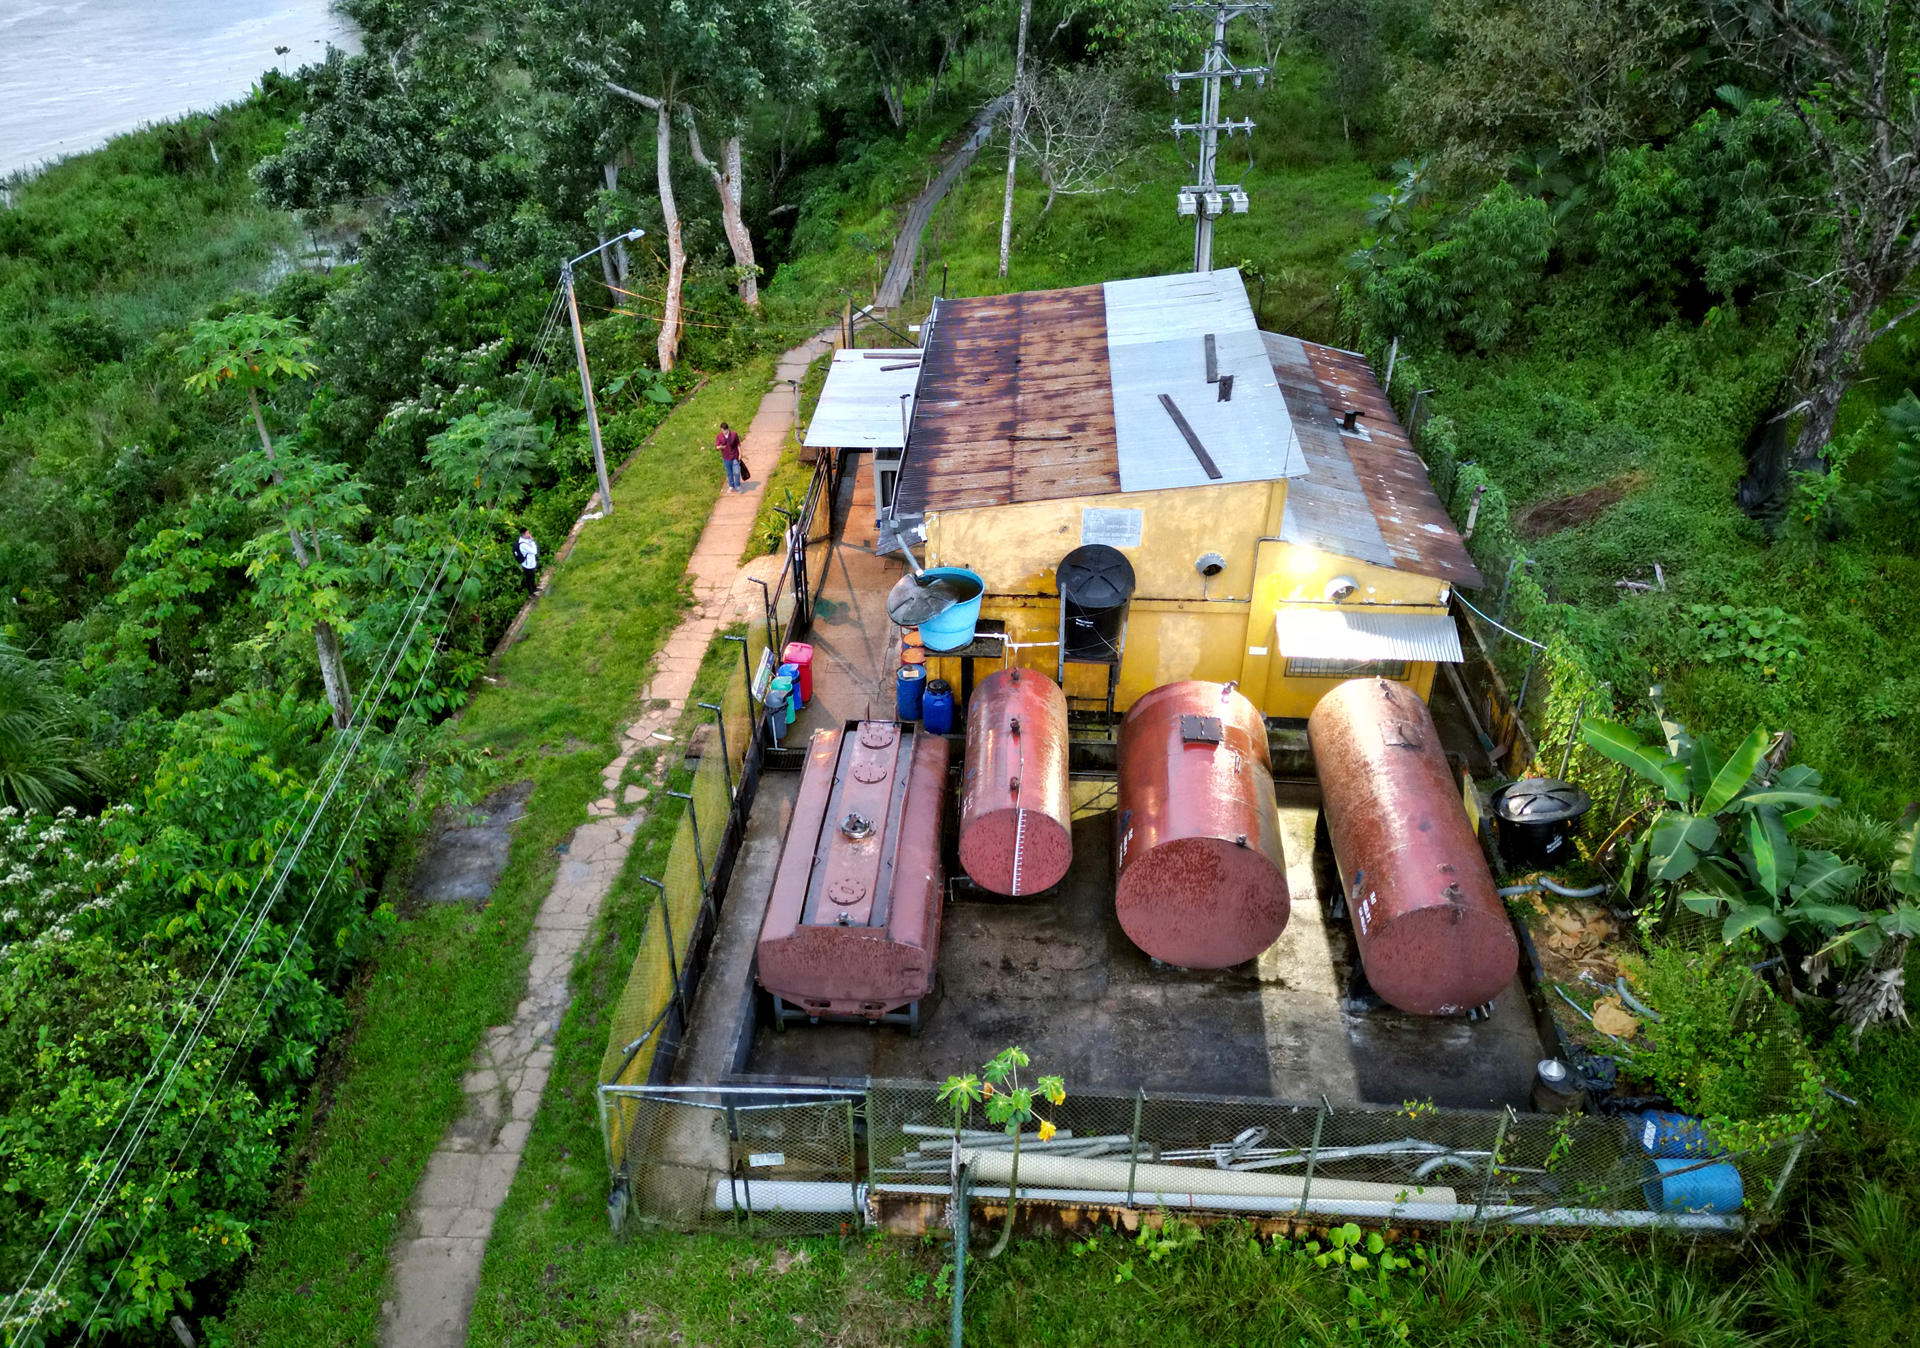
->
xmin=1273 ymin=606 xmax=1465 ymax=663
xmin=1102 ymin=269 xmax=1306 ymax=493
xmin=1265 ymin=331 xmax=1394 ymax=567
xmin=802 ymin=348 xmax=922 ymax=449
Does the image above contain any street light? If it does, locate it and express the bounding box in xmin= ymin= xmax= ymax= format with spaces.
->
xmin=562 ymin=227 xmax=645 ymax=515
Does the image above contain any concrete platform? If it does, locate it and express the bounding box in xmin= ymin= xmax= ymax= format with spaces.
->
xmin=671 ymin=463 xmax=1546 ymax=1111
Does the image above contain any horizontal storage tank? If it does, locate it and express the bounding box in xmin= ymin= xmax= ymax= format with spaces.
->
xmin=959 ymin=667 xmax=1072 ymax=896
xmin=757 ymin=721 xmax=949 ymax=1026
xmin=1115 ymin=681 xmax=1290 ymax=968
xmin=1308 ymin=678 xmax=1518 ymax=1016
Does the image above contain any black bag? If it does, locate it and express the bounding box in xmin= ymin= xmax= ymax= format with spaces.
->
xmin=739 ymin=459 xmax=751 ymax=482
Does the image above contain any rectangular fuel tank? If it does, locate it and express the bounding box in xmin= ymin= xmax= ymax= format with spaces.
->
xmin=756 ymin=720 xmax=950 ymax=1024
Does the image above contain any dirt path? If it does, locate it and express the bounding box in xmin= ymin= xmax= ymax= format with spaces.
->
xmin=876 ymin=93 xmax=1011 ymax=308
xmin=378 ymin=330 xmax=830 ymax=1348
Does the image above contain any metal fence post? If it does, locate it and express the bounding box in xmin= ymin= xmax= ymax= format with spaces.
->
xmin=1515 ymin=645 xmax=1538 ymax=717
xmin=699 ymin=701 xmax=733 ymax=800
xmin=747 ymin=575 xmax=777 ymax=659
xmin=725 ymin=633 xmax=757 ymax=726
xmin=846 ymin=1098 xmax=862 ymax=1221
xmin=1126 ymin=1088 xmax=1145 ymax=1207
xmin=667 ymin=789 xmax=707 ymax=890
xmin=638 ymin=876 xmax=686 ymax=1025
xmin=1764 ymin=1132 xmax=1811 ymax=1219
xmin=725 ymin=1099 xmax=747 ymax=1229
xmin=1558 ymin=693 xmax=1589 ymax=780
xmin=950 ymin=1162 xmax=972 ymax=1348
xmin=1296 ymin=1101 xmax=1328 ymax=1219
xmin=1474 ymin=1109 xmax=1514 ymax=1231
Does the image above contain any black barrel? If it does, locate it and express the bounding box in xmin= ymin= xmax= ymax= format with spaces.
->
xmin=1491 ymin=777 xmax=1592 ymax=868
xmin=1056 ymin=545 xmax=1136 ymax=662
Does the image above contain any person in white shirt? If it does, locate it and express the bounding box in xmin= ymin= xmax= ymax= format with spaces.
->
xmin=515 ymin=527 xmax=539 ymax=596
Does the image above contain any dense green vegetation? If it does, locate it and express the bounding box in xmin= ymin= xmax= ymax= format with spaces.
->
xmin=3 ymin=0 xmax=1918 ymax=1343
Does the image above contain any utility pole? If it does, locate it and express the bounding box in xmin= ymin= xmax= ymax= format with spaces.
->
xmin=1169 ymin=3 xmax=1267 ymax=274
xmin=561 ymin=227 xmax=643 ymax=516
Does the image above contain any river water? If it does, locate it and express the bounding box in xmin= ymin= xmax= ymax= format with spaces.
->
xmin=0 ymin=0 xmax=359 ymax=179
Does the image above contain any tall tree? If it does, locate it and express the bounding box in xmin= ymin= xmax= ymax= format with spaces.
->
xmin=551 ymin=0 xmax=738 ymax=371
xmin=1391 ymin=0 xmax=1699 ymax=175
xmin=183 ymin=315 xmax=357 ymax=729
xmin=1712 ymin=1 xmax=1920 ymax=470
xmin=999 ymin=0 xmax=1035 ymax=278
xmin=682 ymin=0 xmax=825 ymax=310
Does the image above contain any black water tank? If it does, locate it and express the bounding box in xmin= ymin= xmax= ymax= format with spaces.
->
xmin=1491 ymin=777 xmax=1592 ymax=868
xmin=1056 ymin=545 xmax=1136 ymax=662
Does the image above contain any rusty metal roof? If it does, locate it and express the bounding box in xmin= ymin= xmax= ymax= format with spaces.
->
xmin=891 ymin=285 xmax=1121 ymax=516
xmin=1265 ymin=333 xmax=1483 ymax=588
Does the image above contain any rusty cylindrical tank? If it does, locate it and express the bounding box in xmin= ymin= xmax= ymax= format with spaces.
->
xmin=756 ymin=721 xmax=950 ymax=1024
xmin=1308 ymin=678 xmax=1518 ymax=1016
xmin=1115 ymin=681 xmax=1290 ymax=968
xmin=959 ymin=667 xmax=1073 ymax=896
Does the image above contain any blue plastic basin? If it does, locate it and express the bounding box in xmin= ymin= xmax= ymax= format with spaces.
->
xmin=915 ymin=568 xmax=985 ymax=652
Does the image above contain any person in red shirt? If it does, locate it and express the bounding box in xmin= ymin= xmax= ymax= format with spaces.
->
xmin=716 ymin=421 xmax=744 ymax=492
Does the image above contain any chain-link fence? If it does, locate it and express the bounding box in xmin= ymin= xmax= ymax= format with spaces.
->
xmin=601 ymin=1078 xmax=1805 ymax=1237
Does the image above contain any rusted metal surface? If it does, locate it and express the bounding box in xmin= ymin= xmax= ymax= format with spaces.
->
xmin=1264 ymin=332 xmax=1482 ymax=589
xmin=1308 ymin=678 xmax=1517 ymax=1015
xmin=892 ymin=285 xmax=1121 ymax=516
xmin=959 ymin=668 xmax=1072 ymax=896
xmin=1115 ymin=681 xmax=1290 ymax=968
xmin=756 ymin=721 xmax=950 ymax=1020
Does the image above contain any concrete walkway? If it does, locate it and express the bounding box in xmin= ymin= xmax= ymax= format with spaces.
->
xmin=378 ymin=329 xmax=832 ymax=1348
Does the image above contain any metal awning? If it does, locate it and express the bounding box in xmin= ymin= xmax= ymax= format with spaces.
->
xmin=1274 ymin=606 xmax=1464 ymax=663
xmin=802 ymin=349 xmax=922 ymax=449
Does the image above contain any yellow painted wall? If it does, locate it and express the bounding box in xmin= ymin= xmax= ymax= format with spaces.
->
xmin=921 ymin=490 xmax=1454 ymax=718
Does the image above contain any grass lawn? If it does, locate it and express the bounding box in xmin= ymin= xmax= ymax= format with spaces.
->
xmin=214 ymin=359 xmax=770 ymax=1346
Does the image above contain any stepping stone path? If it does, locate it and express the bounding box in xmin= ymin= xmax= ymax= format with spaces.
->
xmin=379 ymin=327 xmax=832 ymax=1348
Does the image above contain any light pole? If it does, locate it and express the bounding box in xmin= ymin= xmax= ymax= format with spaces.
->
xmin=563 ymin=227 xmax=645 ymax=514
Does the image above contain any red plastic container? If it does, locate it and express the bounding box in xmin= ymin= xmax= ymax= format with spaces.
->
xmin=781 ymin=641 xmax=814 ymax=705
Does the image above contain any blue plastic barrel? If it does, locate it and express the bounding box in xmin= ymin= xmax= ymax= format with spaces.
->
xmin=777 ymin=662 xmax=802 ymax=708
xmin=1643 ymin=1158 xmax=1744 ymax=1215
xmin=922 ymin=678 xmax=956 ymax=735
xmin=769 ymin=676 xmax=798 ymax=726
xmin=1638 ymin=1111 xmax=1719 ymax=1158
xmin=895 ymin=664 xmax=926 ymax=720
xmin=916 ymin=568 xmax=985 ymax=652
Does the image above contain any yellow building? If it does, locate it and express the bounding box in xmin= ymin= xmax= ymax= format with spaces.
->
xmin=866 ymin=269 xmax=1481 ymax=719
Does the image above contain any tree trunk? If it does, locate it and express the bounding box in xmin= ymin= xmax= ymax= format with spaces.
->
xmin=602 ymin=160 xmax=630 ymax=285
xmin=249 ymin=387 xmax=352 ymax=728
xmin=873 ymin=51 xmax=905 ymax=127
xmin=1792 ymin=297 xmax=1879 ymax=470
xmin=654 ymin=100 xmax=686 ymax=372
xmin=313 ymin=620 xmax=354 ymax=731
xmin=687 ymin=120 xmax=760 ymax=309
xmin=997 ymin=0 xmax=1033 ymax=279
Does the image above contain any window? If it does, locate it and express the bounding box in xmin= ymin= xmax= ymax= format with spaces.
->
xmin=1284 ymin=657 xmax=1409 ymax=680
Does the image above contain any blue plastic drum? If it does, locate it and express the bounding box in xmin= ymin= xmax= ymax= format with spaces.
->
xmin=1638 ymin=1111 xmax=1719 ymax=1158
xmin=921 ymin=678 xmax=956 ymax=735
xmin=777 ymin=662 xmax=802 ymax=708
xmin=895 ymin=664 xmax=926 ymax=720
xmin=1643 ymin=1158 xmax=1744 ymax=1215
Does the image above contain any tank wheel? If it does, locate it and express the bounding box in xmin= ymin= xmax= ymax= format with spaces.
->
xmin=907 ymin=999 xmax=923 ymax=1038
xmin=770 ymin=994 xmax=788 ymax=1033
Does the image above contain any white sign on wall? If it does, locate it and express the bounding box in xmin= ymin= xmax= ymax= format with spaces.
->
xmin=1080 ymin=507 xmax=1143 ymax=549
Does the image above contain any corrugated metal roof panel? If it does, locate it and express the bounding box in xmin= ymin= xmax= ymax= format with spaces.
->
xmin=1274 ymin=606 xmax=1465 ymax=663
xmin=1104 ymin=270 xmax=1307 ymax=493
xmin=892 ymin=286 xmax=1122 ymax=516
xmin=802 ymin=348 xmax=922 ymax=449
xmin=1286 ymin=341 xmax=1483 ymax=588
xmin=1266 ymin=331 xmax=1395 ymax=568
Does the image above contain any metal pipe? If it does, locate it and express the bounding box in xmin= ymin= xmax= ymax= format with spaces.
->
xmin=637 ymin=875 xmax=685 ymax=1026
xmin=667 ymin=789 xmax=706 ymax=889
xmin=725 ymin=633 xmax=757 ymax=725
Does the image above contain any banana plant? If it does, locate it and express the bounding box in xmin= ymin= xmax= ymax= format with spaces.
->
xmin=1579 ymin=713 xmax=1867 ymax=946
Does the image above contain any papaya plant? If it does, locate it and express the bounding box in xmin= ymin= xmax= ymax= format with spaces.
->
xmin=938 ymin=1046 xmax=1065 ymax=1259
